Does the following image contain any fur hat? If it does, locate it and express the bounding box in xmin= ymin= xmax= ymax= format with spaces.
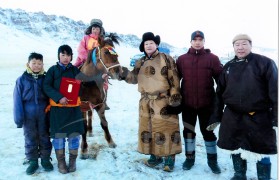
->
xmin=90 ymin=19 xmax=103 ymax=28
xmin=191 ymin=30 xmax=204 ymax=40
xmin=232 ymin=34 xmax=252 ymax=44
xmin=139 ymin=32 xmax=160 ymax=52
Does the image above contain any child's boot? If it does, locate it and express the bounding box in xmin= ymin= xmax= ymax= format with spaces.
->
xmin=145 ymin=154 xmax=163 ymax=167
xmin=68 ymin=149 xmax=78 ymax=172
xmin=55 ymin=149 xmax=68 ymax=174
xmin=41 ymin=157 xmax=54 ymax=171
xmin=26 ymin=159 xmax=39 ymax=175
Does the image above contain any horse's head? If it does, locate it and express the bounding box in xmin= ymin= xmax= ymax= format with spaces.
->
xmin=95 ymin=33 xmax=121 ymax=79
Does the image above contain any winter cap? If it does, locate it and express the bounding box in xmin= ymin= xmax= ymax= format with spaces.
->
xmin=191 ymin=30 xmax=204 ymax=40
xmin=90 ymin=19 xmax=103 ymax=28
xmin=232 ymin=34 xmax=252 ymax=44
xmin=139 ymin=32 xmax=161 ymax=52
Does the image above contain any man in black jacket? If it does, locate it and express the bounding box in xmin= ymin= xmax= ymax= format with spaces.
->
xmin=208 ymin=34 xmax=278 ymax=180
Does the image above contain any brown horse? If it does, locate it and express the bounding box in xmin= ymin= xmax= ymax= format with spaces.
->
xmin=77 ymin=33 xmax=121 ymax=159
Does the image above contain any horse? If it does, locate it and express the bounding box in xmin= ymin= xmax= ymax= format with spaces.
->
xmin=77 ymin=33 xmax=121 ymax=159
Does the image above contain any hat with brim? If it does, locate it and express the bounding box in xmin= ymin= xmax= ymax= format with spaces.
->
xmin=139 ymin=32 xmax=160 ymax=52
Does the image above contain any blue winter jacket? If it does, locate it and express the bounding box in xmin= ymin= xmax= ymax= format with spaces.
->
xmin=13 ymin=71 xmax=48 ymax=128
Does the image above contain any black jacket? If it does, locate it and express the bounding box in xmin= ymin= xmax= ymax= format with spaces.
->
xmin=214 ymin=52 xmax=278 ymax=154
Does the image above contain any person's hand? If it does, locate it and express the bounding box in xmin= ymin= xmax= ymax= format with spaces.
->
xmin=59 ymin=97 xmax=69 ymax=105
xmin=206 ymin=122 xmax=220 ymax=131
xmin=168 ymin=94 xmax=181 ymax=106
xmin=118 ymin=66 xmax=129 ymax=80
xmin=102 ymin=73 xmax=109 ymax=82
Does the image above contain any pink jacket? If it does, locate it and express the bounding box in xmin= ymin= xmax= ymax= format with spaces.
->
xmin=74 ymin=34 xmax=99 ymax=67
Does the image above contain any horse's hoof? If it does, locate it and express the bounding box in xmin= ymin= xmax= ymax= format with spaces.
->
xmin=109 ymin=143 xmax=117 ymax=148
xmin=80 ymin=153 xmax=89 ymax=160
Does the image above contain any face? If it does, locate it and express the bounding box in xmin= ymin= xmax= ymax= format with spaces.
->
xmin=191 ymin=37 xmax=205 ymax=50
xmin=91 ymin=26 xmax=101 ymax=37
xmin=28 ymin=59 xmax=43 ymax=73
xmin=233 ymin=40 xmax=252 ymax=59
xmin=59 ymin=52 xmax=72 ymax=66
xmin=144 ymin=40 xmax=158 ymax=56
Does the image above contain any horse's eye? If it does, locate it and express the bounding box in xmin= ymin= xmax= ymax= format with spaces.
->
xmin=104 ymin=51 xmax=110 ymax=55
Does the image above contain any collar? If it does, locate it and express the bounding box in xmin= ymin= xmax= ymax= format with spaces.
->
xmin=144 ymin=50 xmax=159 ymax=60
xmin=26 ymin=65 xmax=45 ymax=79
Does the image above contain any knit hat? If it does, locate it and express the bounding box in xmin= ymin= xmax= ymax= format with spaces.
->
xmin=191 ymin=30 xmax=204 ymax=40
xmin=232 ymin=34 xmax=252 ymax=44
xmin=90 ymin=19 xmax=103 ymax=28
xmin=139 ymin=32 xmax=161 ymax=52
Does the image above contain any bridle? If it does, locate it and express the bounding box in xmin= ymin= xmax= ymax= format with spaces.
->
xmin=93 ymin=46 xmax=121 ymax=73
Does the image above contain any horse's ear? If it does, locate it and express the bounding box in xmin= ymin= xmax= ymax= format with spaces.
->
xmin=87 ymin=49 xmax=93 ymax=63
xmin=98 ymin=36 xmax=105 ymax=47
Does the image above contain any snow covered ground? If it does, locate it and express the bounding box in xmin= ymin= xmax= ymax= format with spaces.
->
xmin=0 ymin=29 xmax=278 ymax=179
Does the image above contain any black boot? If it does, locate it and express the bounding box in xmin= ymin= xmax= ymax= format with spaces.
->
xmin=145 ymin=154 xmax=163 ymax=167
xmin=207 ymin=154 xmax=221 ymax=174
xmin=55 ymin=149 xmax=68 ymax=174
xmin=231 ymin=154 xmax=247 ymax=180
xmin=256 ymin=162 xmax=271 ymax=180
xmin=163 ymin=155 xmax=175 ymax=172
xmin=183 ymin=138 xmax=195 ymax=170
xmin=26 ymin=159 xmax=39 ymax=175
xmin=41 ymin=157 xmax=54 ymax=171
xmin=182 ymin=153 xmax=195 ymax=170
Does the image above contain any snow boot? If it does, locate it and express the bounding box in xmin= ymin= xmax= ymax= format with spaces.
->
xmin=55 ymin=149 xmax=68 ymax=174
xmin=145 ymin=154 xmax=163 ymax=167
xmin=205 ymin=141 xmax=221 ymax=174
xmin=207 ymin=154 xmax=221 ymax=174
xmin=26 ymin=159 xmax=39 ymax=175
xmin=68 ymin=149 xmax=78 ymax=172
xmin=231 ymin=154 xmax=247 ymax=180
xmin=163 ymin=155 xmax=175 ymax=172
xmin=256 ymin=162 xmax=271 ymax=180
xmin=41 ymin=157 xmax=54 ymax=171
xmin=183 ymin=138 xmax=195 ymax=170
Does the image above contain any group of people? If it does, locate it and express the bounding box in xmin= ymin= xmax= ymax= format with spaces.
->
xmin=13 ymin=17 xmax=277 ymax=180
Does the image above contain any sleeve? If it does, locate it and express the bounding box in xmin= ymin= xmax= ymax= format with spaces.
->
xmin=43 ymin=66 xmax=64 ymax=103
xmin=75 ymin=36 xmax=88 ymax=65
xmin=175 ymin=57 xmax=182 ymax=80
xmin=120 ymin=58 xmax=142 ymax=84
xmin=266 ymin=59 xmax=278 ymax=127
xmin=166 ymin=55 xmax=182 ymax=106
xmin=13 ymin=77 xmax=24 ymax=128
xmin=212 ymin=55 xmax=223 ymax=84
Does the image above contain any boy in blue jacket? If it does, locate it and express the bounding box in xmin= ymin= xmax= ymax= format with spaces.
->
xmin=13 ymin=52 xmax=53 ymax=175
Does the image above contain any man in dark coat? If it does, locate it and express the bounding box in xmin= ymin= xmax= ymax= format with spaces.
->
xmin=176 ymin=30 xmax=223 ymax=174
xmin=208 ymin=34 xmax=277 ymax=180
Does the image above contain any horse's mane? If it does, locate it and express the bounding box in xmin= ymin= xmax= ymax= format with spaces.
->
xmin=103 ymin=33 xmax=121 ymax=47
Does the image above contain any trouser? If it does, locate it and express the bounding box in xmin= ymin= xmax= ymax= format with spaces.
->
xmin=52 ymin=136 xmax=80 ymax=150
xmin=23 ymin=114 xmax=52 ymax=160
xmin=182 ymin=106 xmax=216 ymax=141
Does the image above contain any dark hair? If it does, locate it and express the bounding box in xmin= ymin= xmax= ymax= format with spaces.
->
xmin=84 ymin=25 xmax=105 ymax=36
xmin=57 ymin=44 xmax=73 ymax=61
xmin=28 ymin=52 xmax=43 ymax=62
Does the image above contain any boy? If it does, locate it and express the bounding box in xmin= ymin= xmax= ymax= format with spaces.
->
xmin=13 ymin=52 xmax=53 ymax=175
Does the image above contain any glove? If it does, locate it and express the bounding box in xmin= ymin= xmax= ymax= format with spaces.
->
xmin=206 ymin=122 xmax=220 ymax=131
xmin=168 ymin=94 xmax=181 ymax=107
xmin=206 ymin=114 xmax=221 ymax=131
xmin=166 ymin=104 xmax=182 ymax=115
xmin=119 ymin=66 xmax=129 ymax=80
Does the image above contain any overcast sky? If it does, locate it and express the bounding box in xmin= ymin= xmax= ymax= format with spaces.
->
xmin=0 ymin=0 xmax=278 ymax=49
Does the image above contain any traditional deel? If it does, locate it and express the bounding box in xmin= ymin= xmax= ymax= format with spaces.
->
xmin=133 ymin=52 xmax=182 ymax=156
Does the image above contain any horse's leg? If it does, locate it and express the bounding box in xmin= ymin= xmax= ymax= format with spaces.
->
xmin=80 ymin=111 xmax=89 ymax=159
xmin=87 ymin=110 xmax=93 ymax=137
xmin=95 ymin=106 xmax=116 ymax=148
